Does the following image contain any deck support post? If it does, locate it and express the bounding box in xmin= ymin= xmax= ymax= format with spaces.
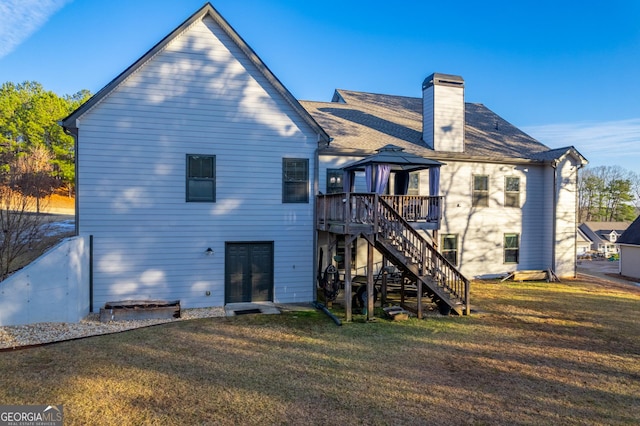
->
xmin=344 ymin=236 xmax=353 ymax=322
xmin=367 ymin=241 xmax=374 ymax=321
xmin=381 ymin=257 xmax=388 ymax=306
xmin=416 ymin=277 xmax=423 ymax=319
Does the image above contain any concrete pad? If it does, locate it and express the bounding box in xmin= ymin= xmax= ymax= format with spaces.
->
xmin=276 ymin=303 xmax=315 ymax=313
xmin=224 ymin=302 xmax=281 ymax=316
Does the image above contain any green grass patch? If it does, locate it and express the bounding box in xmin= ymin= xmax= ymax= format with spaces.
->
xmin=1 ymin=278 xmax=639 ymax=425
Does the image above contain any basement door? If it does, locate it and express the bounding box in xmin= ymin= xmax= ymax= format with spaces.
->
xmin=225 ymin=242 xmax=274 ymax=303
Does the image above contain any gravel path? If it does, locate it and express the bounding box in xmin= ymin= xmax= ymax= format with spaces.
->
xmin=0 ymin=307 xmax=225 ymax=350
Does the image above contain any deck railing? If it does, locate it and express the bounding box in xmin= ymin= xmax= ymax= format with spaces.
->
xmin=316 ymin=193 xmax=443 ymax=231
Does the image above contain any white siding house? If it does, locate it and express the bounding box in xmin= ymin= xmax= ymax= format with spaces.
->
xmin=55 ymin=3 xmax=587 ymax=319
xmin=303 ymin=79 xmax=587 ymax=280
xmin=62 ymin=4 xmax=329 ymax=310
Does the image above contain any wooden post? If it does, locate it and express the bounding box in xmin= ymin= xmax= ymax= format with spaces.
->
xmin=367 ymin=241 xmax=374 ymax=321
xmin=381 ymin=257 xmax=388 ymax=306
xmin=416 ymin=278 xmax=423 ymax=319
xmin=400 ymin=271 xmax=406 ymax=307
xmin=344 ymin=236 xmax=352 ymax=322
xmin=465 ymin=279 xmax=470 ymax=316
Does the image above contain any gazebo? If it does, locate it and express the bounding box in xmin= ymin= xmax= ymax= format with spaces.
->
xmin=342 ymin=144 xmax=443 ymax=197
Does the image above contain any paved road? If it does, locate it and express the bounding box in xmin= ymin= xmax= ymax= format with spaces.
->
xmin=577 ymin=258 xmax=640 ymax=287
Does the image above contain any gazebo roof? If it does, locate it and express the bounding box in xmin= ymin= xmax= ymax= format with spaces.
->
xmin=343 ymin=144 xmax=444 ymax=172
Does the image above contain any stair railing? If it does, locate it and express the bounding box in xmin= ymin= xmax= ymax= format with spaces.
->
xmin=376 ymin=196 xmax=470 ymax=313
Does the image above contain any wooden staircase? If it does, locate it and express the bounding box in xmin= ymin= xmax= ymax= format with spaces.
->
xmin=316 ymin=193 xmax=470 ymax=316
xmin=373 ymin=197 xmax=469 ymax=316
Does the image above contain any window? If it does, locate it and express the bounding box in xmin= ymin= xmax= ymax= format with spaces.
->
xmin=504 ymin=233 xmax=519 ymax=264
xmin=505 ymin=176 xmax=520 ymax=207
xmin=472 ymin=175 xmax=489 ymax=207
xmin=283 ymin=158 xmax=309 ymax=203
xmin=186 ymin=154 xmax=215 ymax=202
xmin=407 ymin=172 xmax=420 ymax=195
xmin=326 ymin=169 xmax=343 ymax=194
xmin=441 ymin=234 xmax=458 ymax=266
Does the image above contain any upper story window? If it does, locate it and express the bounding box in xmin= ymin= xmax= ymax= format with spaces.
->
xmin=504 ymin=233 xmax=520 ymax=264
xmin=505 ymin=176 xmax=520 ymax=207
xmin=186 ymin=154 xmax=215 ymax=202
xmin=326 ymin=169 xmax=343 ymax=194
xmin=283 ymin=158 xmax=309 ymax=203
xmin=472 ymin=175 xmax=489 ymax=207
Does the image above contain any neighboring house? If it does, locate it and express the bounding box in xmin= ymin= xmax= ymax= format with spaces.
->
xmin=616 ymin=216 xmax=640 ymax=279
xmin=302 ymin=81 xmax=587 ymax=282
xmin=576 ymin=227 xmax=592 ymax=256
xmin=62 ymin=3 xmax=330 ymax=310
xmin=59 ymin=3 xmax=587 ymax=317
xmin=578 ymin=222 xmax=631 ymax=256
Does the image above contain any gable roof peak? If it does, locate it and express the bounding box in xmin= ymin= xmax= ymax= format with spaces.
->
xmin=61 ymin=2 xmax=329 ymax=143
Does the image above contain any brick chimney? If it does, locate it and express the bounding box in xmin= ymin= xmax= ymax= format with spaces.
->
xmin=422 ymin=73 xmax=465 ymax=152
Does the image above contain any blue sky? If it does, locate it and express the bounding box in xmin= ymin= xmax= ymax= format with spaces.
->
xmin=1 ymin=0 xmax=639 ymax=174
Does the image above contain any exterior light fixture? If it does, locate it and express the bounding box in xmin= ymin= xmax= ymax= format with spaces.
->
xmin=205 ymin=248 xmax=214 ymax=256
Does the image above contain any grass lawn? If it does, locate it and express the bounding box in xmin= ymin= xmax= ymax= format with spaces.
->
xmin=1 ymin=277 xmax=638 ymax=425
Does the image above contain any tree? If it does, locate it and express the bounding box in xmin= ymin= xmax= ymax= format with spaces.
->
xmin=0 ymin=151 xmax=54 ymax=280
xmin=0 ymin=81 xmax=91 ymax=196
xmin=578 ymin=165 xmax=637 ymax=222
xmin=9 ymin=146 xmax=58 ymax=213
xmin=630 ymin=171 xmax=640 ymax=214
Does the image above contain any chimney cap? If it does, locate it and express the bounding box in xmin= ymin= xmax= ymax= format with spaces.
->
xmin=423 ymin=73 xmax=464 ymax=90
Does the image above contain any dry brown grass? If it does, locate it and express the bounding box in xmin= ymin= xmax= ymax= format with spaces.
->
xmin=0 ymin=278 xmax=638 ymax=425
xmin=44 ymin=192 xmax=75 ymax=211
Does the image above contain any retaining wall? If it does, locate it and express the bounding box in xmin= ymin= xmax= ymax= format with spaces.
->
xmin=0 ymin=236 xmax=89 ymax=326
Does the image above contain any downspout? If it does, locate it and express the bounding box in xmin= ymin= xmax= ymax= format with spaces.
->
xmin=551 ymin=160 xmax=558 ymax=273
xmin=312 ymin=141 xmax=320 ymax=303
xmin=60 ymin=122 xmax=79 ymax=236
xmin=313 ymin=135 xmax=332 ymax=302
xmin=61 ymin=121 xmax=90 ymax=310
xmin=574 ymin=163 xmax=584 ymax=278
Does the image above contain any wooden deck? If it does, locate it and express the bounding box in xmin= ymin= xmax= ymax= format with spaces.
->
xmin=316 ymin=193 xmax=470 ymax=321
xmin=316 ymin=193 xmax=443 ymax=233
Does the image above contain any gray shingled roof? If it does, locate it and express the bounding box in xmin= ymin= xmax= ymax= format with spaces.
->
xmin=300 ymin=89 xmax=585 ymax=164
xmin=579 ymin=222 xmax=631 ymax=244
xmin=617 ymin=217 xmax=640 ymax=245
